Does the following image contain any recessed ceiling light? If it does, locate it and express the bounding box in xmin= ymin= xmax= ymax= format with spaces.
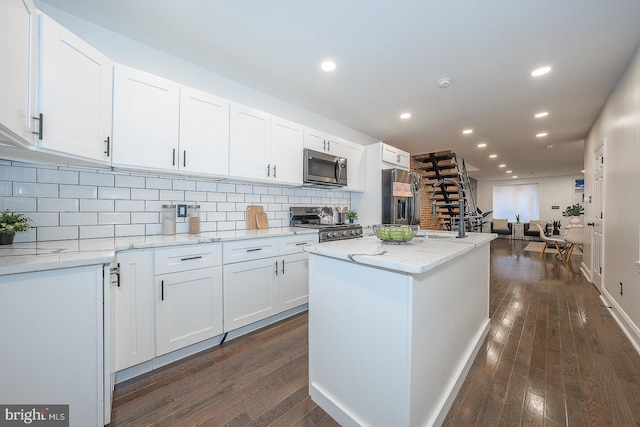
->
xmin=462 ymin=129 xmax=473 ymax=135
xmin=499 ymin=164 xmax=506 ymax=168
xmin=534 ymin=111 xmax=549 ymax=118
xmin=581 ymin=170 xmax=585 ymax=173
xmin=400 ymin=112 xmax=412 ymax=120
xmin=506 ymin=170 xmax=512 ymax=173
xmin=489 ymin=154 xmax=497 ymax=158
xmin=512 ymin=175 xmax=518 ymax=179
xmin=536 ymin=132 xmax=548 ymax=138
xmin=477 ymin=143 xmax=487 ymax=148
xmin=321 ymin=60 xmax=336 ymax=72
xmin=531 ymin=66 xmax=551 ymax=77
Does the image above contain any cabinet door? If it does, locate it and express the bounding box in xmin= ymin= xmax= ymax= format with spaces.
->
xmin=179 ymin=86 xmax=230 ymax=176
xmin=271 ymin=116 xmax=303 ymax=185
xmin=112 ymin=65 xmax=180 ymax=171
xmin=112 ymin=250 xmax=154 ymax=372
xmin=229 ymin=103 xmax=271 ymax=180
xmin=223 ymin=258 xmax=278 ymax=331
xmin=0 ymin=0 xmax=37 ymax=147
xmin=341 ymin=140 xmax=365 ymax=192
xmin=381 ymin=143 xmax=410 ymax=170
xmin=279 ymin=253 xmax=309 ymax=310
xmin=303 ymin=127 xmax=342 ymax=154
xmin=156 ymin=266 xmax=223 ymax=356
xmin=38 ymin=15 xmax=113 ymax=163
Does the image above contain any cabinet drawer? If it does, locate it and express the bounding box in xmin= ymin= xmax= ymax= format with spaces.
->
xmin=279 ymin=234 xmax=318 ymax=256
xmin=223 ymin=238 xmax=278 ymax=264
xmin=154 ymin=244 xmax=222 ymax=275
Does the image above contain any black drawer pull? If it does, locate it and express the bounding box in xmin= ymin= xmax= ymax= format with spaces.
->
xmin=161 ymin=280 xmax=164 ymax=301
xmin=246 ymin=248 xmax=263 ymax=252
xmin=295 ymin=242 xmax=308 ymax=246
xmin=180 ymin=255 xmax=203 ymax=261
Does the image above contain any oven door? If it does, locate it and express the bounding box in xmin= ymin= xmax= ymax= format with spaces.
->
xmin=303 ymin=149 xmax=347 ymax=187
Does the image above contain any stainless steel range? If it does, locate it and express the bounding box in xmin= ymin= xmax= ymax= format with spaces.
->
xmin=290 ymin=207 xmax=363 ymax=242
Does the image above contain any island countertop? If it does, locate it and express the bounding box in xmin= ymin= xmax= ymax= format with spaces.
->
xmin=304 ymin=231 xmax=496 ymax=274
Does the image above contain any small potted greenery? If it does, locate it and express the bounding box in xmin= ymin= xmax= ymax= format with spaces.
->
xmin=345 ymin=210 xmax=358 ymax=223
xmin=562 ymin=203 xmax=584 ymax=217
xmin=552 ymin=220 xmax=562 ymax=235
xmin=0 ymin=209 xmax=32 ymax=245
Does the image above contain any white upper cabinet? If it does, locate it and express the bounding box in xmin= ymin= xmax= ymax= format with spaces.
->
xmin=303 ymin=127 xmax=342 ymax=154
xmin=112 ymin=64 xmax=180 ymax=171
xmin=270 ymin=116 xmax=303 ymax=185
xmin=0 ymin=0 xmax=37 ymax=147
xmin=340 ymin=140 xmax=365 ymax=192
xmin=381 ymin=142 xmax=410 ymax=170
xmin=229 ymin=104 xmax=303 ymax=185
xmin=38 ymin=15 xmax=113 ymax=163
xmin=179 ymin=86 xmax=229 ymax=176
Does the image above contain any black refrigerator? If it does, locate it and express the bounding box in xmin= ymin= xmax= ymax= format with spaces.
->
xmin=381 ymin=168 xmax=422 ymax=225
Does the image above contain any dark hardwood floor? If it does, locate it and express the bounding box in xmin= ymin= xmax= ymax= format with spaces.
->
xmin=109 ymin=238 xmax=640 ymax=426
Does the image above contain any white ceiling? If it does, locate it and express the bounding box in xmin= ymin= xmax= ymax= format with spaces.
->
xmin=39 ymin=0 xmax=640 ymax=181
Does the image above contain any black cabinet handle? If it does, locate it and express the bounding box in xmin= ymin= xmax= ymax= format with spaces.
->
xmin=295 ymin=242 xmax=308 ymax=246
xmin=273 ymin=165 xmax=276 ymax=178
xmin=587 ymin=222 xmax=595 ymax=227
xmin=180 ymin=255 xmax=203 ymax=261
xmin=161 ymin=280 xmax=164 ymax=301
xmin=110 ymin=263 xmax=120 ymax=287
xmin=267 ymin=164 xmax=271 ymax=177
xmin=246 ymin=248 xmax=262 ymax=252
xmin=172 ymin=148 xmax=176 ymax=166
xmin=183 ymin=150 xmax=186 ymax=167
xmin=32 ymin=113 xmax=43 ymax=140
xmin=104 ymin=136 xmax=110 ymax=156
xmin=274 ymin=260 xmax=278 ymax=276
xmin=281 ymin=259 xmax=285 ymax=275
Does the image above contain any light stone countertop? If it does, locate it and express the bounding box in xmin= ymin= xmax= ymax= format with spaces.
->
xmin=304 ymin=231 xmax=497 ymax=274
xmin=0 ymin=227 xmax=318 ymax=276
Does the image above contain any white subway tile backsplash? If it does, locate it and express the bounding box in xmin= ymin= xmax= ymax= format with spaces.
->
xmin=115 ymin=175 xmax=146 ymax=188
xmin=115 ymin=224 xmax=146 ymax=237
xmin=0 ymin=197 xmax=36 ymax=212
xmin=159 ymin=190 xmax=184 ymax=201
xmin=0 ymin=181 xmax=12 ymax=196
xmin=13 ymin=182 xmax=58 ymax=198
xmin=172 ymin=179 xmax=196 ymax=191
xmin=13 ymin=228 xmax=36 ymax=243
xmin=115 ymin=200 xmax=146 ymax=212
xmin=99 ymin=212 xmax=131 ymax=225
xmin=80 ymin=171 xmax=114 ymax=186
xmin=37 ymin=169 xmax=78 ymax=185
xmin=38 ymin=226 xmax=79 ymax=241
xmin=60 ymin=212 xmax=97 ymax=226
xmin=131 ymin=212 xmax=159 ymax=224
xmin=131 ymin=189 xmax=159 ymax=200
xmin=0 ymin=165 xmax=36 ymax=182
xmin=146 ymin=177 xmax=172 ymax=190
xmin=79 ymin=225 xmax=114 ymax=239
xmin=80 ymin=199 xmax=114 ymax=212
xmin=0 ymin=160 xmax=351 ymax=242
xmin=38 ymin=198 xmax=79 ymax=212
xmin=60 ymin=185 xmax=98 ymax=199
xmin=98 ymin=187 xmax=131 ymax=200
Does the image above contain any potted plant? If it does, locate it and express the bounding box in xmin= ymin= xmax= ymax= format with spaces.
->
xmin=552 ymin=220 xmax=562 ymax=235
xmin=0 ymin=209 xmax=32 ymax=245
xmin=345 ymin=210 xmax=358 ymax=223
xmin=562 ymin=203 xmax=584 ymax=225
xmin=515 ymin=214 xmax=520 ymax=223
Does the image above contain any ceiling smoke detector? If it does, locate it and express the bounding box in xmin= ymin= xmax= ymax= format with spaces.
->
xmin=437 ymin=77 xmax=452 ymax=88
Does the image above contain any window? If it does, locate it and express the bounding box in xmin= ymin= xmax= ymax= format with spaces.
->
xmin=493 ymin=184 xmax=540 ymax=222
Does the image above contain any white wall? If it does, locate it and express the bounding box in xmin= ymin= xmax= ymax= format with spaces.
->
xmin=34 ymin=1 xmax=380 ymax=147
xmin=583 ymin=42 xmax=640 ymax=346
xmin=476 ymin=175 xmax=583 ymax=228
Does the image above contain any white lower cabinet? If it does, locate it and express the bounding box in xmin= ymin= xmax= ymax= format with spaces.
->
xmin=156 ymin=266 xmax=223 ymax=356
xmin=112 ymin=250 xmax=154 ymax=372
xmin=279 ymin=252 xmax=310 ymax=310
xmin=223 ymin=257 xmax=279 ymax=331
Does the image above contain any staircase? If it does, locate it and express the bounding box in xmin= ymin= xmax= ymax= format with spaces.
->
xmin=412 ymin=150 xmax=484 ymax=231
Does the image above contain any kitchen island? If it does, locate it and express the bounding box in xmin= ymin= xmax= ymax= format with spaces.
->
xmin=304 ymin=231 xmax=496 ymax=427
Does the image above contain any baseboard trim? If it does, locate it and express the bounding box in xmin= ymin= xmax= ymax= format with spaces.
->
xmin=580 ymin=261 xmax=591 ymax=282
xmin=600 ymin=289 xmax=640 ymax=357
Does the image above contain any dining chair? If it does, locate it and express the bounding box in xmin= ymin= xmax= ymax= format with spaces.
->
xmin=536 ymin=224 xmax=566 ymax=258
xmin=563 ymin=226 xmax=584 ymax=260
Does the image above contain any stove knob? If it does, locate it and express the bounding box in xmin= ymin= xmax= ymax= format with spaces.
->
xmin=342 ymin=231 xmax=348 ymax=236
xmin=351 ymin=230 xmax=357 ymax=235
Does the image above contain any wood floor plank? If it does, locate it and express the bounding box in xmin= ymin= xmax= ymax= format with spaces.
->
xmin=109 ymin=239 xmax=640 ymax=427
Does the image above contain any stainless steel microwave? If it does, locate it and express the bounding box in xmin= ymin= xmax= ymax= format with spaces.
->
xmin=303 ymin=148 xmax=347 ymax=187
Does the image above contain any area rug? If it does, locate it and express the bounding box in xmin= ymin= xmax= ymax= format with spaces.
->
xmin=523 ymin=241 xmax=582 ymax=254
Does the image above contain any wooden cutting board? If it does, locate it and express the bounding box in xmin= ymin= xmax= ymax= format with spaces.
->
xmin=246 ymin=205 xmax=264 ymax=229
xmin=256 ymin=212 xmax=269 ymax=229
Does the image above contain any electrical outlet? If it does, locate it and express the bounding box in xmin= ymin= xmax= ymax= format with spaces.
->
xmin=177 ymin=204 xmax=187 ymax=218
xmin=620 ymin=281 xmax=624 ymax=296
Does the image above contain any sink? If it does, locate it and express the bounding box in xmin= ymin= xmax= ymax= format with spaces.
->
xmin=416 ymin=232 xmax=454 ymax=239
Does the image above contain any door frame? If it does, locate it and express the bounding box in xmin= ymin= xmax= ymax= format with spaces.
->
xmin=590 ymin=140 xmax=605 ymax=291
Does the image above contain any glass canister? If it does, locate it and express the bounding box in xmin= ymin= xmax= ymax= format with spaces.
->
xmin=188 ymin=205 xmax=201 ymax=234
xmin=162 ymin=204 xmax=176 ymax=235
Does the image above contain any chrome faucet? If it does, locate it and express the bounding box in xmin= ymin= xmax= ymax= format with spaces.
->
xmin=431 ymin=179 xmax=466 ymax=238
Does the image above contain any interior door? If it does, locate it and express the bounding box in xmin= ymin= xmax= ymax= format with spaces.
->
xmin=591 ymin=143 xmax=604 ymax=290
